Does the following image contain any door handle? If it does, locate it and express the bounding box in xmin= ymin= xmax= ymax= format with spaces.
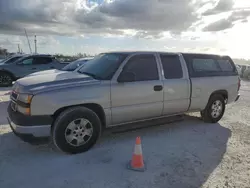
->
xmin=31 ymin=68 xmax=36 ymax=70
xmin=154 ymin=85 xmax=163 ymax=91
xmin=50 ymin=66 xmax=55 ymax=68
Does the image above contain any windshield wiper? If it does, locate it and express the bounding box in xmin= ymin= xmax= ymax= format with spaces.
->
xmin=77 ymin=71 xmax=102 ymax=80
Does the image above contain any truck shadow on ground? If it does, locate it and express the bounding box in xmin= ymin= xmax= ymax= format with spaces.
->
xmin=0 ymin=115 xmax=231 ymax=188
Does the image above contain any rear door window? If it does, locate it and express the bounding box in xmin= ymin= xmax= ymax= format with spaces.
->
xmin=160 ymin=54 xmax=183 ymax=79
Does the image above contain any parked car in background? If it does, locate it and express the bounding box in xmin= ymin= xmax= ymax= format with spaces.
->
xmin=7 ymin=51 xmax=240 ymax=154
xmin=0 ymin=54 xmax=66 ymax=86
xmin=242 ymin=66 xmax=250 ymax=80
xmin=240 ymin=65 xmax=247 ymax=78
xmin=26 ymin=57 xmax=94 ymax=77
xmin=0 ymin=54 xmax=24 ymax=65
xmin=236 ymin=64 xmax=241 ymax=75
xmin=236 ymin=64 xmax=250 ymax=79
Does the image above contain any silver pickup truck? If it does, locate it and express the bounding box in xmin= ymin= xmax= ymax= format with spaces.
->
xmin=7 ymin=51 xmax=240 ymax=154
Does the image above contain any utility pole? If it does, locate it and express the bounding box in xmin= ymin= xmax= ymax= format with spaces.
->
xmin=17 ymin=44 xmax=20 ymax=53
xmin=34 ymin=35 xmax=37 ymax=54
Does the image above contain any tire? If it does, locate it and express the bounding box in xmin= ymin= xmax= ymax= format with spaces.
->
xmin=0 ymin=72 xmax=13 ymax=87
xmin=200 ymin=94 xmax=226 ymax=123
xmin=52 ymin=106 xmax=102 ymax=154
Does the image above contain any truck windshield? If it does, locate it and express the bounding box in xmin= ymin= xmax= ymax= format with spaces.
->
xmin=77 ymin=53 xmax=127 ymax=80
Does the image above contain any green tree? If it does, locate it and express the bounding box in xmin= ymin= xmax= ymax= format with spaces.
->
xmin=0 ymin=47 xmax=7 ymax=55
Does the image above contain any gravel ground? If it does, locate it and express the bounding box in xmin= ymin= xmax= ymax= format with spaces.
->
xmin=0 ymin=82 xmax=250 ymax=188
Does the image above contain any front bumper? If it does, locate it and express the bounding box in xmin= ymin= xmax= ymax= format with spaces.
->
xmin=7 ymin=103 xmax=52 ymax=141
xmin=235 ymin=94 xmax=240 ymax=102
xmin=7 ymin=117 xmax=51 ymax=137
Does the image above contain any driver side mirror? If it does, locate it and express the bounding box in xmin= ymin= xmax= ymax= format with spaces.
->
xmin=117 ymin=71 xmax=136 ymax=82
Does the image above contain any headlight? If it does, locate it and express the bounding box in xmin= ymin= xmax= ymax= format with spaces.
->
xmin=16 ymin=94 xmax=33 ymax=115
xmin=17 ymin=94 xmax=33 ymax=104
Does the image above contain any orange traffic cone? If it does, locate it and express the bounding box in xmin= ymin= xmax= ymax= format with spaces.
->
xmin=127 ymin=137 xmax=146 ymax=172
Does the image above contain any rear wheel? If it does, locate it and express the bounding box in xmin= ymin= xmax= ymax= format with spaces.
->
xmin=52 ymin=106 xmax=102 ymax=154
xmin=201 ymin=94 xmax=226 ymax=123
xmin=0 ymin=72 xmax=13 ymax=87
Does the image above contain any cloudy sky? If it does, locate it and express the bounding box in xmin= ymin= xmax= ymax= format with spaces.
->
xmin=0 ymin=0 xmax=250 ymax=58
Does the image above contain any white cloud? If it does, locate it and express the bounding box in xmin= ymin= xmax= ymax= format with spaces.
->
xmin=215 ymin=20 xmax=250 ymax=58
xmin=203 ymin=9 xmax=250 ymax=31
xmin=0 ymin=0 xmax=250 ymax=58
xmin=1 ymin=0 xmax=248 ymax=38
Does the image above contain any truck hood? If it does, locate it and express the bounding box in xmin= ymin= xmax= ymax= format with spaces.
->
xmin=13 ymin=71 xmax=99 ymax=94
xmin=26 ymin=69 xmax=64 ymax=77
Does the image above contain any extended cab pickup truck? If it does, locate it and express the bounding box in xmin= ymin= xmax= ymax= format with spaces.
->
xmin=7 ymin=51 xmax=240 ymax=154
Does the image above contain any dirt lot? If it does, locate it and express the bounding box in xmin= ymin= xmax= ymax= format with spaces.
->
xmin=0 ymin=82 xmax=250 ymax=188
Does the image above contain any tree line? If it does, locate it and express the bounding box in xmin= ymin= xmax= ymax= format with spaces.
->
xmin=54 ymin=53 xmax=93 ymax=62
xmin=0 ymin=47 xmax=93 ymax=62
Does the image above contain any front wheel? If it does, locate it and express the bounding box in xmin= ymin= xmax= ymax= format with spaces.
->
xmin=0 ymin=72 xmax=13 ymax=87
xmin=201 ymin=94 xmax=226 ymax=123
xmin=52 ymin=106 xmax=102 ymax=154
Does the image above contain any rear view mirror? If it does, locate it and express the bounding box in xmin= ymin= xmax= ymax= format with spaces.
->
xmin=117 ymin=71 xmax=136 ymax=82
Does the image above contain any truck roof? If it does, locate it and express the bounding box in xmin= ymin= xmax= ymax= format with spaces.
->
xmin=105 ymin=51 xmax=179 ymax=55
xmin=181 ymin=52 xmax=230 ymax=57
xmin=104 ymin=51 xmax=230 ymax=57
